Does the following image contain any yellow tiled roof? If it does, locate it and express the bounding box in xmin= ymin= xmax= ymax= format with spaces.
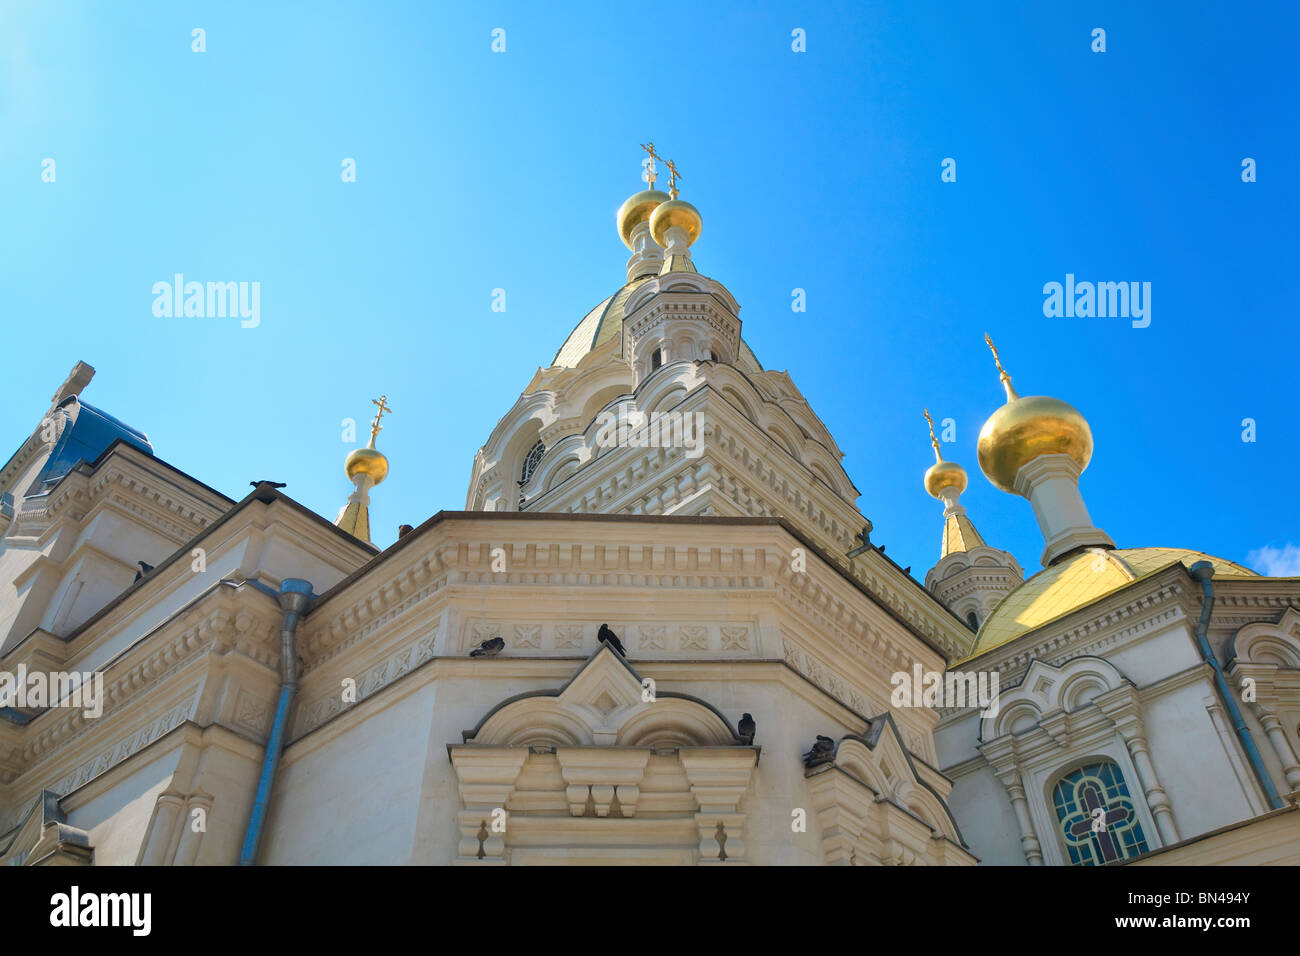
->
xmin=964 ymin=547 xmax=1256 ymax=661
xmin=661 ymin=254 xmax=697 ymax=275
xmin=941 ymin=512 xmax=986 ymax=558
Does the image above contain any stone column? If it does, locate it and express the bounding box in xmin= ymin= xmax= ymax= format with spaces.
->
xmin=1001 ymin=773 xmax=1043 ymax=866
xmin=173 ymin=790 xmax=214 ymax=866
xmin=1123 ymin=732 xmax=1180 ymax=844
xmin=139 ymin=790 xmax=186 ymax=865
xmin=1253 ymin=705 xmax=1300 ymax=791
xmin=1102 ymin=698 xmax=1181 ymax=845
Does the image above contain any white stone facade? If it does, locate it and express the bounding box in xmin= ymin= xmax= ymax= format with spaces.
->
xmin=2 ymin=222 xmax=1297 ymax=867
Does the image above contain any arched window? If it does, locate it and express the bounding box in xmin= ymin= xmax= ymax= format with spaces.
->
xmin=1051 ymin=761 xmax=1149 ymax=865
xmin=966 ymin=611 xmax=979 ymax=630
xmin=519 ymin=441 xmax=546 ymax=484
xmin=651 ymin=348 xmax=663 ymax=371
xmin=518 ymin=441 xmax=546 ymax=508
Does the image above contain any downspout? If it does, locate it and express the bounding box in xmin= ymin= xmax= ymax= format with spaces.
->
xmin=1187 ymin=561 xmax=1283 ymax=810
xmin=238 ymin=578 xmax=314 ymax=865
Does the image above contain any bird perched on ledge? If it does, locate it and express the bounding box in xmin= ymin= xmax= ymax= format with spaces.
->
xmin=469 ymin=636 xmax=505 ymax=658
xmin=803 ymin=735 xmax=835 ymax=768
xmin=597 ymin=623 xmax=626 ymax=656
xmin=738 ymin=713 xmax=756 ymax=745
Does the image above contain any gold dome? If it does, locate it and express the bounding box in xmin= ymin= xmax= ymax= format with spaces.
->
xmin=617 ymin=189 xmax=670 ymax=249
xmin=925 ymin=459 xmax=967 ymax=498
xmin=977 ymin=395 xmax=1092 ymax=493
xmin=345 ymin=446 xmax=389 ymax=485
xmin=649 ymin=198 xmax=702 ymax=248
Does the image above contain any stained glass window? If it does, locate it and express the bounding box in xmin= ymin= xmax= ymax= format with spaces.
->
xmin=1051 ymin=761 xmax=1149 ymax=865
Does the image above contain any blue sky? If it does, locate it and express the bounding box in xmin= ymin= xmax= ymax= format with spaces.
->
xmin=2 ymin=1 xmax=1297 ymax=580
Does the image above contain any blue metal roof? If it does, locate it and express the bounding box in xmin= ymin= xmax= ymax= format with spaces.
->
xmin=23 ymin=397 xmax=153 ymax=497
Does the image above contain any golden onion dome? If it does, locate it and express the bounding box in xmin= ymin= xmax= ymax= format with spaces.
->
xmin=617 ymin=189 xmax=670 ymax=249
xmin=345 ymin=446 xmax=389 ymax=485
xmin=977 ymin=395 xmax=1092 ymax=494
xmin=925 ymin=459 xmax=968 ymax=499
xmin=649 ymin=198 xmax=702 ymax=248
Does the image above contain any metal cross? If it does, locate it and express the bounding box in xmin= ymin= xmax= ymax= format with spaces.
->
xmin=923 ymin=408 xmax=941 ymax=455
xmin=664 ymin=157 xmax=682 ymax=199
xmin=370 ymin=394 xmax=393 ymax=439
xmin=639 ymin=142 xmax=661 ymax=187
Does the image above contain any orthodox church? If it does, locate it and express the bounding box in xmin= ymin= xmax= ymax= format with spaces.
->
xmin=1 ymin=153 xmax=1297 ymax=866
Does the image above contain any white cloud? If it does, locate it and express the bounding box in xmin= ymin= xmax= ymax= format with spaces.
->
xmin=1247 ymin=543 xmax=1300 ymax=577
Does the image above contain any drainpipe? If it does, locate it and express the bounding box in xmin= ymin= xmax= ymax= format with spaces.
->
xmin=238 ymin=578 xmax=314 ymax=865
xmin=1187 ymin=561 xmax=1283 ymax=810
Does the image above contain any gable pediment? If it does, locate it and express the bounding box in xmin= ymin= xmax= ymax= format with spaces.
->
xmin=461 ymin=643 xmax=742 ymax=748
xmin=448 ymin=645 xmax=759 ymax=864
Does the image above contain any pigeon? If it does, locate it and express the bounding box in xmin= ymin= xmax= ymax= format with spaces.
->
xmin=738 ymin=713 xmax=756 ymax=745
xmin=133 ymin=560 xmax=155 ymax=583
xmin=469 ymin=636 xmax=505 ymax=658
xmin=250 ymin=480 xmax=287 ymax=489
xmin=597 ymin=623 xmax=626 ymax=656
xmin=802 ymin=734 xmax=836 ymax=768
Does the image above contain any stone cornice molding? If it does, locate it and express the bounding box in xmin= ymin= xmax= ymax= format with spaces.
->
xmin=297 ymin=527 xmax=946 ymax=704
xmin=305 ymin=513 xmax=968 ymax=671
xmin=0 ymin=591 xmax=285 ymax=835
xmin=6 ymin=594 xmax=272 ymax=778
xmin=30 ymin=497 xmax=367 ymax=665
xmin=623 ymin=273 xmax=741 ymax=319
xmin=19 ymin=446 xmax=225 ymax=542
xmin=0 ymin=432 xmax=47 ymax=501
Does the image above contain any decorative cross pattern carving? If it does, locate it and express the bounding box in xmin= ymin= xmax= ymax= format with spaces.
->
xmin=554 ymin=625 xmax=584 ymax=649
xmin=720 ymin=626 xmax=749 ymax=651
xmin=639 ymin=625 xmax=666 ymax=650
xmin=678 ymin=626 xmax=708 ymax=651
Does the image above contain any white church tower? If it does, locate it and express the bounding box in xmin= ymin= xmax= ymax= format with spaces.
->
xmin=466 ymin=148 xmax=872 ymax=566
